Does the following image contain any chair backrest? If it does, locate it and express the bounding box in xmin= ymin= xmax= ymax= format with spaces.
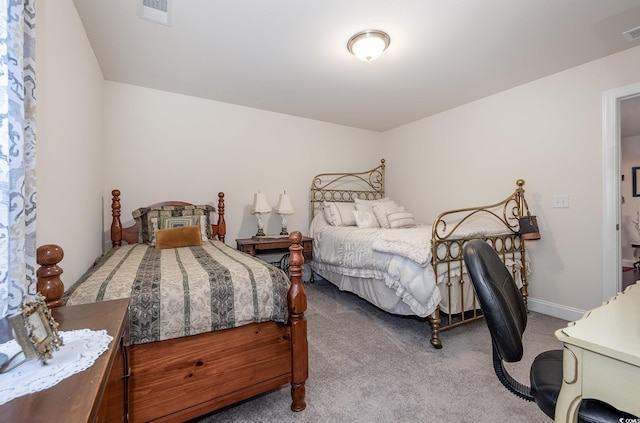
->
xmin=463 ymin=239 xmax=528 ymax=363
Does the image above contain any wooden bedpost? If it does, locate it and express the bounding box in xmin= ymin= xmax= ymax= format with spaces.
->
xmin=36 ymin=244 xmax=65 ymax=308
xmin=287 ymin=231 xmax=308 ymax=412
xmin=217 ymin=192 xmax=226 ymax=243
xmin=111 ymin=189 xmax=123 ymax=247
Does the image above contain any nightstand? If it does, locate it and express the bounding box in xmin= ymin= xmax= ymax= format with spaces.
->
xmin=0 ymin=299 xmax=129 ymax=422
xmin=236 ymin=236 xmax=313 ymax=279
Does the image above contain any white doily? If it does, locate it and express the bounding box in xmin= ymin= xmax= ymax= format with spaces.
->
xmin=0 ymin=329 xmax=113 ymax=405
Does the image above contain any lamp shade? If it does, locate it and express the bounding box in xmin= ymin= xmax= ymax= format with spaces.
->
xmin=275 ymin=192 xmax=294 ymax=215
xmin=251 ymin=192 xmax=271 ymax=214
xmin=347 ymin=30 xmax=390 ymax=62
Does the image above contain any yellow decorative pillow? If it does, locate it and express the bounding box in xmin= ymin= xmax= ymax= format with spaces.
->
xmin=155 ymin=225 xmax=202 ymax=249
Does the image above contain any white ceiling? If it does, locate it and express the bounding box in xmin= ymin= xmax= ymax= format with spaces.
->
xmin=72 ymin=0 xmax=640 ymax=133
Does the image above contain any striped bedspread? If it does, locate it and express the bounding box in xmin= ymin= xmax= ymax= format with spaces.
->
xmin=65 ymin=241 xmax=291 ymax=345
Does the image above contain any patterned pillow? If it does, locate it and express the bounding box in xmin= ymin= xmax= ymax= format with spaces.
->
xmin=160 ymin=216 xmax=200 ymax=229
xmin=132 ymin=204 xmax=216 ymax=244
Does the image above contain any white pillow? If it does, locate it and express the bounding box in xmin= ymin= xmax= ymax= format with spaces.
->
xmin=387 ymin=211 xmax=417 ymax=228
xmin=352 ymin=210 xmax=380 ymax=228
xmin=354 ymin=197 xmax=394 ymax=214
xmin=373 ymin=203 xmax=404 ymax=228
xmin=323 ymin=202 xmax=357 ymax=226
xmin=322 ymin=206 xmax=334 ymax=225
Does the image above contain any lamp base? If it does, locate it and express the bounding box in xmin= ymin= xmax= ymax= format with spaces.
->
xmin=279 ymin=215 xmax=290 ymax=237
xmin=255 ymin=228 xmax=266 ymax=237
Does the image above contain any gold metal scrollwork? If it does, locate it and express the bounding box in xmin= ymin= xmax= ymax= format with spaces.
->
xmin=310 ymin=159 xmax=385 ymax=219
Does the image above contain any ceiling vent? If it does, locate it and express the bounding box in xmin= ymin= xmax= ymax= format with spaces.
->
xmin=139 ymin=0 xmax=171 ymax=26
xmin=622 ymin=25 xmax=640 ymax=42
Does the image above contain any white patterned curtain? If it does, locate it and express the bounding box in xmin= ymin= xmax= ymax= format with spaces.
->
xmin=0 ymin=0 xmax=37 ymax=319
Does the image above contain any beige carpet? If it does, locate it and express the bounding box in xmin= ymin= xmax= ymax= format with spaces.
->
xmin=191 ymin=278 xmax=567 ymax=423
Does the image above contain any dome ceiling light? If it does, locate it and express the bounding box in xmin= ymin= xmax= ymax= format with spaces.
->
xmin=347 ymin=29 xmax=390 ymax=62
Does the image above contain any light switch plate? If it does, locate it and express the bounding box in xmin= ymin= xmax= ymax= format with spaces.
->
xmin=552 ymin=194 xmax=569 ymax=208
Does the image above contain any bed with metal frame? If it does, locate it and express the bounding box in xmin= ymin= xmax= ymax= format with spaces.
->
xmin=309 ymin=159 xmax=532 ymax=348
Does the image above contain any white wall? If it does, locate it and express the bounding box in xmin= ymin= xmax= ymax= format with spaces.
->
xmin=36 ymin=0 xmax=105 ymax=286
xmin=382 ymin=45 xmax=640 ymax=319
xmin=36 ymin=0 xmax=381 ymax=289
xmin=102 ymin=82 xmax=383 ymax=248
xmin=621 ymin=134 xmax=640 ymax=266
xmin=36 ymin=1 xmax=640 ymax=318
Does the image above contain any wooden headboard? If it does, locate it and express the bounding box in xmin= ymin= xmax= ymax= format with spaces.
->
xmin=110 ymin=190 xmax=227 ymax=246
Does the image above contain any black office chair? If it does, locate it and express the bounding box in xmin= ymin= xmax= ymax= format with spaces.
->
xmin=462 ymin=239 xmax=638 ymax=423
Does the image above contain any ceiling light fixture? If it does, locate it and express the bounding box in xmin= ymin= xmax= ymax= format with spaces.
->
xmin=347 ymin=30 xmax=390 ymax=62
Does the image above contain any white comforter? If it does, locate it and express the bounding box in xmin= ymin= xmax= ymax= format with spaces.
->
xmin=310 ymin=215 xmax=441 ymax=317
xmin=309 ymin=213 xmax=526 ymax=318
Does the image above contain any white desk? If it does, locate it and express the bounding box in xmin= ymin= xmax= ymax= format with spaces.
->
xmin=554 ymin=282 xmax=640 ymax=422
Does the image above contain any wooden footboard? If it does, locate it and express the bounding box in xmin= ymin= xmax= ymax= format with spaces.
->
xmin=125 ymin=232 xmax=307 ymax=422
xmin=36 ymin=227 xmax=307 ymax=420
xmin=128 ymin=322 xmax=294 ymax=421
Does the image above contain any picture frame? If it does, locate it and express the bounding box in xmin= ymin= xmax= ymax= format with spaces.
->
xmin=633 ymin=166 xmax=640 ymax=197
xmin=7 ymin=293 xmax=63 ymax=367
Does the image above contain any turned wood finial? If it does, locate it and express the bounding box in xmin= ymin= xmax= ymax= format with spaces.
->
xmin=288 ymin=231 xmax=306 ymax=314
xmin=287 ymin=230 xmax=307 ymax=411
xmin=111 ymin=189 xmax=123 ymax=247
xmin=36 ymin=244 xmax=65 ymax=308
xmin=217 ymin=192 xmax=226 ymax=243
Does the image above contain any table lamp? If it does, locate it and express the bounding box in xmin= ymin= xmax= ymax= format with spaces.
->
xmin=251 ymin=192 xmax=271 ymax=237
xmin=275 ymin=191 xmax=294 ymax=235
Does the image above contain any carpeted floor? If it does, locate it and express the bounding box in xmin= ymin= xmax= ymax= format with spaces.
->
xmin=191 ymin=278 xmax=568 ymax=423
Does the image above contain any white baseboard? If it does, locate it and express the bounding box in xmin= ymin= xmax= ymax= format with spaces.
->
xmin=527 ymin=297 xmax=586 ymax=322
xmin=622 ymin=258 xmax=636 ymax=268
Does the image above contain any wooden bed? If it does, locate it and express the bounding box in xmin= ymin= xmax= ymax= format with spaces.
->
xmin=35 ymin=190 xmax=308 ymax=422
xmin=310 ymin=159 xmax=532 ymax=348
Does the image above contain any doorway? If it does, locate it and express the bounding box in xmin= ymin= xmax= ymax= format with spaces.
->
xmin=603 ymin=82 xmax=640 ymax=299
xmin=620 ymin=96 xmax=640 ymax=290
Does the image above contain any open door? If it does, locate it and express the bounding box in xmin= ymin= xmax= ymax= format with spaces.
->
xmin=603 ymin=82 xmax=640 ymax=299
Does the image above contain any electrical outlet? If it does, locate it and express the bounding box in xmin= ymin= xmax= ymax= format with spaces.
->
xmin=552 ymin=194 xmax=569 ymax=208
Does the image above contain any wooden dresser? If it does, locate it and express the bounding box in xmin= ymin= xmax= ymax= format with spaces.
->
xmin=0 ymin=298 xmax=129 ymax=422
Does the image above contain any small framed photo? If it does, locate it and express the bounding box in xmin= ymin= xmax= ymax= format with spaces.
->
xmin=633 ymin=167 xmax=640 ymax=197
xmin=8 ymin=293 xmax=63 ymax=366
